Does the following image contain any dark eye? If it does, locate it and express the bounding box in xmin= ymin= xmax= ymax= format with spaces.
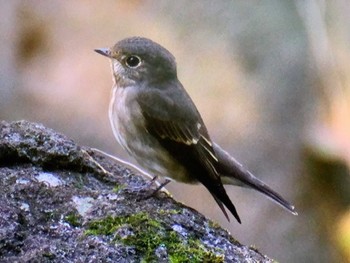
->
xmin=125 ymin=55 xmax=141 ymax=68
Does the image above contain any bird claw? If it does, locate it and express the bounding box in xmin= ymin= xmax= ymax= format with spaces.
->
xmin=135 ymin=177 xmax=171 ymax=201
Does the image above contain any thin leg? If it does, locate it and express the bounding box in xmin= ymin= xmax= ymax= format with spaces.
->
xmin=152 ymin=179 xmax=171 ymax=195
xmin=140 ymin=179 xmax=171 ymax=200
xmin=91 ymin=148 xmax=171 ymax=197
xmin=150 ymin=175 xmax=158 ymax=183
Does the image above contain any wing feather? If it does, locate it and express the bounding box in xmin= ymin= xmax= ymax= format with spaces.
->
xmin=136 ymin=86 xmax=241 ymax=223
xmin=137 ymin=88 xmax=220 ymax=178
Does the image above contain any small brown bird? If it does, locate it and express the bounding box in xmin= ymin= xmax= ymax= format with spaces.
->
xmin=95 ymin=37 xmax=297 ymax=223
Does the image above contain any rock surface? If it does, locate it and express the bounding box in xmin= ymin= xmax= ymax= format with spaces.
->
xmin=0 ymin=120 xmax=273 ymax=262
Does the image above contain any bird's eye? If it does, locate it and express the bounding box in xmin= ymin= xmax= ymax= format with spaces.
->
xmin=125 ymin=55 xmax=141 ymax=68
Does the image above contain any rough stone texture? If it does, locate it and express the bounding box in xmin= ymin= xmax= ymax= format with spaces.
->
xmin=0 ymin=120 xmax=273 ymax=262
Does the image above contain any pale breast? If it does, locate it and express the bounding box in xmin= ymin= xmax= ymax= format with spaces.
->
xmin=109 ymin=86 xmax=140 ymax=154
xmin=108 ymin=85 xmax=195 ymax=183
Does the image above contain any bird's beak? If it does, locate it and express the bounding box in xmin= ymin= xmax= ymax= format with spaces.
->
xmin=94 ymin=48 xmax=112 ymax=58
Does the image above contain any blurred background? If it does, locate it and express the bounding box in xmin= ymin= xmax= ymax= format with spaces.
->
xmin=1 ymin=0 xmax=349 ymax=262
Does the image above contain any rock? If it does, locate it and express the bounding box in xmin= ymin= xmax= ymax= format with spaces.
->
xmin=0 ymin=120 xmax=273 ymax=262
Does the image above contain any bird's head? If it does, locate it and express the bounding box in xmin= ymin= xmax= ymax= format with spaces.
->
xmin=95 ymin=37 xmax=177 ymax=86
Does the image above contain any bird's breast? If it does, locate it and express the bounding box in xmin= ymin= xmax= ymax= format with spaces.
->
xmin=108 ymin=85 xmax=195 ymax=183
xmin=109 ymin=86 xmax=141 ymax=153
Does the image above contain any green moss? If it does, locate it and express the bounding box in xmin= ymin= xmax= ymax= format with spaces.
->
xmin=86 ymin=212 xmax=224 ymax=262
xmin=65 ymin=212 xmax=81 ymax=227
xmin=208 ymin=220 xmax=221 ymax=229
xmin=113 ymin=184 xmax=126 ymax=193
xmin=158 ymin=209 xmax=181 ymax=215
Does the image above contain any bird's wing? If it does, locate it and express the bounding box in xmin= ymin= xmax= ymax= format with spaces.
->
xmin=137 ymin=86 xmax=219 ymax=179
xmin=137 ymin=85 xmax=241 ymax=223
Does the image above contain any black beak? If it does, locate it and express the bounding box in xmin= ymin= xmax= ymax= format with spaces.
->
xmin=94 ymin=48 xmax=111 ymax=58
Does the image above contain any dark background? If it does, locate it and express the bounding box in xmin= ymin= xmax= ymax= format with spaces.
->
xmin=1 ymin=1 xmax=349 ymax=262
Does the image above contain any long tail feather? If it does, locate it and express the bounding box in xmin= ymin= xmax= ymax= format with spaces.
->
xmin=211 ymin=192 xmax=241 ymax=223
xmin=213 ymin=143 xmax=298 ymax=215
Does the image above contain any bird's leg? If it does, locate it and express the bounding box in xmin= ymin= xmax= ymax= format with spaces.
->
xmin=90 ymin=149 xmax=170 ymax=197
xmin=139 ymin=176 xmax=170 ymax=193
xmin=134 ymin=175 xmax=159 ymax=191
xmin=151 ymin=178 xmax=171 ymax=194
xmin=150 ymin=175 xmax=159 ymax=184
xmin=136 ymin=178 xmax=171 ymax=201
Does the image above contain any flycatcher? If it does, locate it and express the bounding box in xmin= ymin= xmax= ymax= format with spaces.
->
xmin=95 ymin=37 xmax=297 ymax=223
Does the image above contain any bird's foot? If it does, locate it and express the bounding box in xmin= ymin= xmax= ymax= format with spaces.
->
xmin=135 ymin=177 xmax=171 ymax=200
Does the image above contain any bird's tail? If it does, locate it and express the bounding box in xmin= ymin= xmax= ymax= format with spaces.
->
xmin=213 ymin=143 xmax=298 ymax=215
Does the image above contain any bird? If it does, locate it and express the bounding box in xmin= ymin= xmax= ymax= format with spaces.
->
xmin=95 ymin=36 xmax=297 ymax=223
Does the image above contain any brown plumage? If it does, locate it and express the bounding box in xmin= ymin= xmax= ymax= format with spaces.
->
xmin=95 ymin=37 xmax=297 ymax=223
